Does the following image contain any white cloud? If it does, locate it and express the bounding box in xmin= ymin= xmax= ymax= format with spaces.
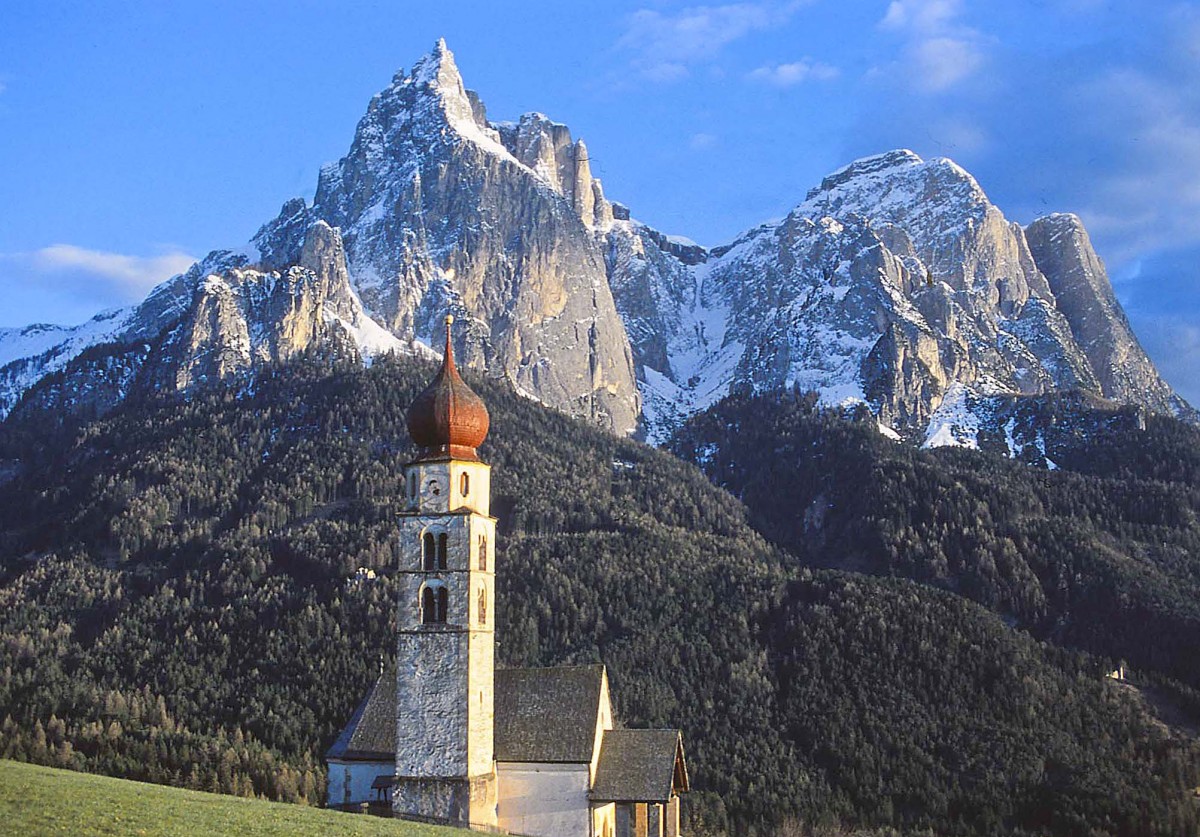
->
xmin=875 ymin=0 xmax=984 ymax=93
xmin=912 ymin=37 xmax=983 ymax=92
xmin=690 ymin=132 xmax=718 ymax=150
xmin=880 ymin=0 xmax=962 ymax=33
xmin=30 ymin=244 xmax=195 ymax=296
xmin=1066 ymin=58 xmax=1200 ymax=264
xmin=748 ymin=59 xmax=839 ymax=87
xmin=0 ymin=244 xmax=196 ymax=327
xmin=618 ymin=1 xmax=809 ymax=81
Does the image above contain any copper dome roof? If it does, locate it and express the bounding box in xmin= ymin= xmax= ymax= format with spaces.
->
xmin=406 ymin=315 xmax=490 ymax=461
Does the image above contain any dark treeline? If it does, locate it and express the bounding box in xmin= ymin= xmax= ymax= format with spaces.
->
xmin=0 ymin=355 xmax=1198 ymax=835
xmin=670 ymin=387 xmax=1200 ymax=709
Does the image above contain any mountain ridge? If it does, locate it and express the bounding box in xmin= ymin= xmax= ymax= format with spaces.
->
xmin=0 ymin=41 xmax=1188 ymax=446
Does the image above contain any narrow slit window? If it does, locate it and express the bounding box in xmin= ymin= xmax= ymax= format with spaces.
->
xmin=461 ymin=472 xmax=470 ymax=497
xmin=478 ymin=587 xmax=487 ymax=626
xmin=478 ymin=534 xmax=487 ymax=571
xmin=437 ymin=533 xmax=448 ymax=570
xmin=422 ymin=532 xmax=435 ymax=571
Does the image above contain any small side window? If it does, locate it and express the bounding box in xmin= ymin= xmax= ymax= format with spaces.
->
xmin=478 ymin=587 xmax=487 ymax=626
xmin=461 ymin=472 xmax=470 ymax=497
xmin=478 ymin=534 xmax=487 ymax=571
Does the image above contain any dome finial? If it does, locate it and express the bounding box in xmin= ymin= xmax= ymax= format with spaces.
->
xmin=443 ymin=314 xmax=456 ymax=370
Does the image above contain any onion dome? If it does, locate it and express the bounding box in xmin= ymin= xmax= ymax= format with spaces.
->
xmin=406 ymin=315 xmax=490 ymax=461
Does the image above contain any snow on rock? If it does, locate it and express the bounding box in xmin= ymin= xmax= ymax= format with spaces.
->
xmin=610 ymin=146 xmax=1171 ymax=443
xmin=3 ymin=45 xmax=1189 ymax=444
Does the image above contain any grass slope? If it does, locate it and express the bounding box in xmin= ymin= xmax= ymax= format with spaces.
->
xmin=0 ymin=759 xmax=442 ymax=837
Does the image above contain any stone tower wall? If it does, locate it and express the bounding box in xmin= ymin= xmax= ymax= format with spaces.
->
xmin=394 ymin=457 xmax=497 ymax=828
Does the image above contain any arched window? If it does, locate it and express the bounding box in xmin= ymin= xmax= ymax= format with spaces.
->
xmin=421 ymin=584 xmax=448 ymax=624
xmin=437 ymin=533 xmax=448 ymax=570
xmin=422 ymin=532 xmax=436 ymax=571
xmin=478 ymin=587 xmax=487 ymax=626
xmin=460 ymin=472 xmax=470 ymax=497
xmin=478 ymin=534 xmax=487 ymax=571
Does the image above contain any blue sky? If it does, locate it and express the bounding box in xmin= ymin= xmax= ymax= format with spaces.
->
xmin=3 ymin=1 xmax=1200 ymax=402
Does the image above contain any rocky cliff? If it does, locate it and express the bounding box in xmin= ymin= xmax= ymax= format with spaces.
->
xmin=1025 ymin=213 xmax=1187 ymax=416
xmin=1 ymin=43 xmax=1190 ymax=446
xmin=252 ymin=41 xmax=639 ymax=434
xmin=616 ymin=149 xmax=1192 ymax=442
xmin=2 ymin=223 xmax=409 ymax=421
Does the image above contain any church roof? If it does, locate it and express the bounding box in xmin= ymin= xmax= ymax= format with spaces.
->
xmin=590 ymin=729 xmax=689 ymax=803
xmin=327 ymin=664 xmax=609 ymax=765
xmin=494 ymin=665 xmax=606 ymax=763
xmin=325 ymin=670 xmax=396 ymax=762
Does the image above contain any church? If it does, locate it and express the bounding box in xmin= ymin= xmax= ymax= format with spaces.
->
xmin=327 ymin=316 xmax=689 ymax=837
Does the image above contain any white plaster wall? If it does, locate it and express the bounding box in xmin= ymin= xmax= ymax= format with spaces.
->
xmin=497 ymin=763 xmax=592 ymax=837
xmin=325 ymin=760 xmax=392 ymax=807
xmin=449 ymin=461 xmax=491 ymax=516
xmin=403 ymin=461 xmax=492 ymax=517
xmin=593 ymin=802 xmax=617 ymax=837
xmin=467 ymin=627 xmax=495 ymax=776
xmin=590 ymin=670 xmax=614 ymax=778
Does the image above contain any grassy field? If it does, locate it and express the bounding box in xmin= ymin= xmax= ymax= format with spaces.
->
xmin=0 ymin=760 xmax=455 ymax=836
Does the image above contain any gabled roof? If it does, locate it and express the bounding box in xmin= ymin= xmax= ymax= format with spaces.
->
xmin=590 ymin=729 xmax=689 ymax=803
xmin=326 ymin=670 xmax=396 ymax=762
xmin=494 ymin=665 xmax=606 ymax=763
xmin=327 ymin=663 xmax=611 ymax=766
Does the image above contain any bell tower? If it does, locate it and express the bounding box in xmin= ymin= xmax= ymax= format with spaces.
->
xmin=394 ymin=315 xmax=497 ymax=828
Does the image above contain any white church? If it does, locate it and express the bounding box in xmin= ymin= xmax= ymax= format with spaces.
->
xmin=327 ymin=317 xmax=689 ymax=837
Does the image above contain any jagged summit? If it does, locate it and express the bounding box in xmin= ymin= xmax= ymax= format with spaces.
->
xmin=806 ymin=148 xmax=925 ymax=198
xmin=1 ymin=44 xmax=1190 ymax=447
xmin=255 ymin=40 xmax=641 ymax=433
xmin=410 ymin=38 xmax=459 ymax=89
xmin=617 ymin=148 xmax=1193 ymax=443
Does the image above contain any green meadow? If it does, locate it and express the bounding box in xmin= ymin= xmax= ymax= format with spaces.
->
xmin=0 ymin=760 xmax=451 ymax=836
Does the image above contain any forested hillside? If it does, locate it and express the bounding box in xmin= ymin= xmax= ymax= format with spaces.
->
xmin=0 ymin=354 xmax=1198 ymax=835
xmin=670 ymin=389 xmax=1200 ymax=702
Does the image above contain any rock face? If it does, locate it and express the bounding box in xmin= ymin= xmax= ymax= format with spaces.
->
xmin=1025 ymin=213 xmax=1188 ymax=416
xmin=0 ymin=44 xmax=1190 ymax=445
xmin=252 ymin=41 xmax=639 ymax=434
xmin=168 ymin=222 xmax=404 ymax=390
xmin=614 ymin=149 xmax=1186 ymax=442
xmin=2 ymin=224 xmax=408 ymax=421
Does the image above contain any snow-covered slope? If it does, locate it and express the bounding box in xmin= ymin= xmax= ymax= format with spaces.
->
xmin=2 ymin=45 xmax=1189 ymax=446
xmin=0 ymin=310 xmax=134 ymax=418
xmin=2 ymin=224 xmax=415 ymax=421
xmin=614 ymin=149 xmax=1191 ymax=443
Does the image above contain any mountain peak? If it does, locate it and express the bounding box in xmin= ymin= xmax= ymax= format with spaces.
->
xmin=410 ymin=38 xmax=465 ymax=95
xmin=808 ymin=149 xmax=924 ymax=198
